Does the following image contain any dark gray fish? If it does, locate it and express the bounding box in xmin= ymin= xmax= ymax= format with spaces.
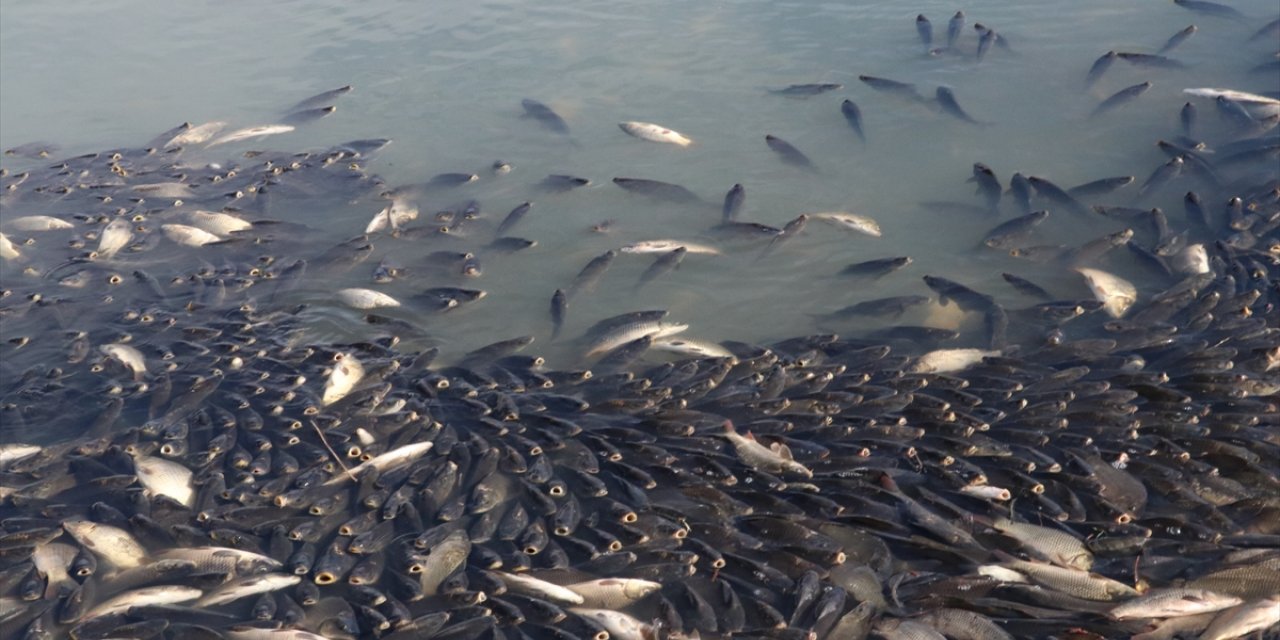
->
xmin=869 ymin=325 xmax=960 ymax=342
xmin=611 ymin=177 xmax=700 ymax=203
xmin=1091 ymin=81 xmax=1152 ymax=117
xmin=1116 ymin=52 xmax=1187 ymax=69
xmin=971 ymin=163 xmax=1002 ymax=210
xmin=764 ymin=135 xmax=815 ymax=170
xmin=723 ymin=184 xmax=745 ymax=223
xmin=549 ymin=289 xmax=567 ymax=342
xmin=372 ymin=258 xmax=403 ymax=284
xmin=461 ymin=336 xmax=535 ymax=367
xmin=568 ymin=250 xmax=616 ymax=298
xmin=1085 ymin=51 xmax=1117 ymax=88
xmin=283 ymin=106 xmax=336 ymax=126
xmin=1158 ymin=25 xmax=1197 ymax=53
xmin=489 ymin=237 xmax=537 ymax=252
xmin=4 ymin=141 xmax=59 ymax=159
xmin=1008 ymin=172 xmax=1033 ymax=214
xmin=841 ymin=100 xmax=866 ymax=143
xmin=947 ymin=11 xmax=965 ymax=48
xmin=290 ymin=85 xmax=352 ymax=112
xmin=1214 ymin=96 xmax=1257 ymax=130
xmin=1028 ymin=176 xmax=1091 ymax=215
xmin=858 ymin=75 xmax=925 ymax=101
xmin=417 ymin=287 xmax=486 ymax=311
xmin=1063 ymin=227 xmax=1133 ymax=266
xmin=935 ymin=87 xmax=985 ymax=125
xmin=1137 ymin=156 xmax=1184 ymax=198
xmin=1180 ymin=102 xmax=1197 ymax=136
xmin=711 ymin=221 xmax=783 ymax=238
xmin=923 ymin=275 xmax=997 ymax=312
xmin=976 ymin=26 xmax=996 ymax=62
xmin=769 ymin=83 xmax=842 ymax=97
xmin=761 ymin=214 xmax=808 ymax=258
xmin=839 ymin=256 xmax=912 ymax=280
xmin=811 ymin=295 xmax=930 ymax=321
xmin=427 ymin=173 xmax=478 ymax=188
xmin=595 ymin=334 xmax=653 ymax=372
xmin=1002 ymin=272 xmax=1054 ymax=300
xmin=1067 ymin=176 xmax=1135 ymax=198
xmin=983 ymin=210 xmax=1049 ymax=249
xmin=1173 ymin=0 xmax=1245 ymax=19
xmin=635 ymin=247 xmax=686 ymax=291
xmin=520 ymin=99 xmax=570 ymax=134
xmin=1249 ymin=17 xmax=1280 ymax=40
xmin=916 ymin=14 xmax=933 ymax=49
xmin=540 ymin=174 xmax=590 ymax=192
xmin=495 ymin=202 xmax=532 ymax=237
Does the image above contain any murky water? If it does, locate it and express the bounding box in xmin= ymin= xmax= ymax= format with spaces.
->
xmin=2 ymin=0 xmax=1277 ymax=365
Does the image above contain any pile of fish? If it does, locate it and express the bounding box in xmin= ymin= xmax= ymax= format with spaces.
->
xmin=2 ymin=6 xmax=1279 ymax=640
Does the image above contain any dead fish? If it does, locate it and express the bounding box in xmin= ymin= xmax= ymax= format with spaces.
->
xmin=365 ymin=200 xmax=418 ymax=234
xmin=619 ymin=121 xmax=693 ymax=146
xmin=1199 ymin=595 xmax=1280 ymax=640
xmin=622 ymin=239 xmax=720 ymax=255
xmin=1077 ymin=267 xmax=1138 ymax=318
xmin=1110 ymin=589 xmax=1243 ymax=620
xmin=207 ymin=125 xmax=295 ymax=147
xmin=810 ymin=211 xmax=881 ymax=236
xmin=97 ymin=218 xmax=133 ymax=259
xmin=0 ymin=233 xmax=20 ymax=261
xmin=188 ymin=210 xmax=253 ymax=235
xmin=100 ymin=343 xmax=147 ymax=381
xmin=321 ymin=352 xmax=364 ymax=406
xmin=162 ymin=223 xmax=223 ymax=247
xmin=335 ymin=288 xmax=401 ymax=310
xmin=566 ymin=578 xmax=662 ymax=608
xmin=723 ymin=419 xmax=812 ymax=478
xmin=765 ymin=134 xmax=816 ymax=169
xmin=133 ymin=454 xmax=195 ymax=507
xmin=85 ymin=585 xmax=203 ymax=619
xmin=4 ymin=215 xmax=74 ymax=231
xmin=911 ymin=348 xmax=1000 ymax=374
xmin=62 ymin=521 xmax=147 ymax=568
xmin=165 ymin=120 xmax=226 ymax=147
xmin=197 ymin=574 xmax=301 ymax=607
xmin=521 ymin=98 xmax=571 ymax=134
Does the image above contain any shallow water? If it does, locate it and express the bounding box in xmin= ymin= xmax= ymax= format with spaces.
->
xmin=1 ymin=0 xmax=1277 ymax=370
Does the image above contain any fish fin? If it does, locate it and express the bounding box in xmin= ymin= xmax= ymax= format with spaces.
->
xmin=769 ymin=442 xmax=796 ymax=460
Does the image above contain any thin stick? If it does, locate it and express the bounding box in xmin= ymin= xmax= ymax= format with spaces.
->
xmin=312 ymin=422 xmax=356 ymax=483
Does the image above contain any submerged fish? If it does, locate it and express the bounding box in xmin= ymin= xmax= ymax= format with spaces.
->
xmin=765 ymin=134 xmax=816 ymax=169
xmin=521 ymin=98 xmax=571 ymax=134
xmin=810 ymin=211 xmax=882 ymax=236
